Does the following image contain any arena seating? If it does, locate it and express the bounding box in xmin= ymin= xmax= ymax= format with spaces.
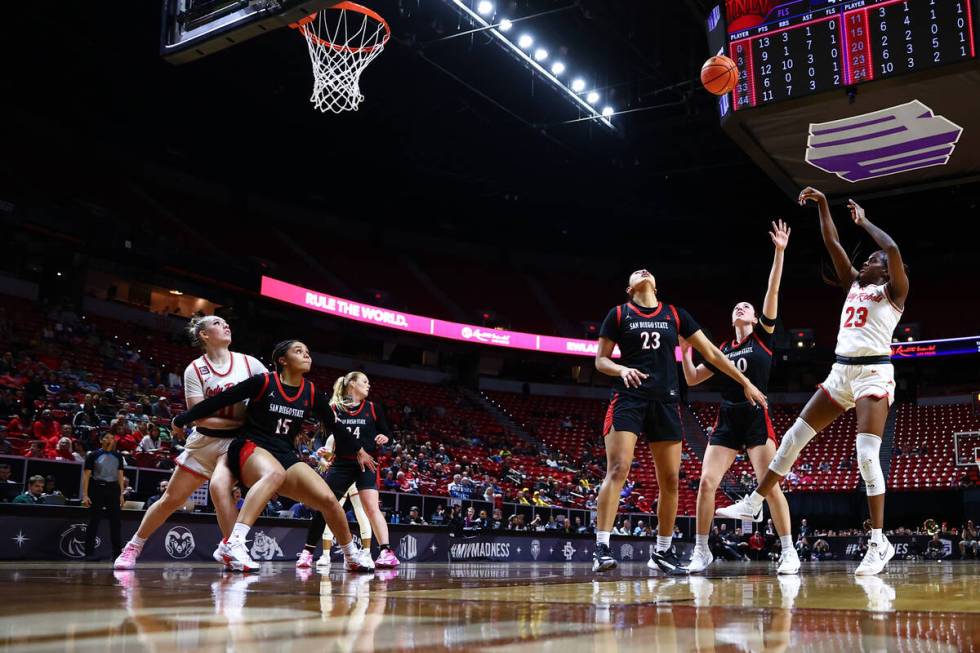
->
xmin=890 ymin=403 xmax=980 ymax=490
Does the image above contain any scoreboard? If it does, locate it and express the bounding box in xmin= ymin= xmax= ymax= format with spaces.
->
xmin=719 ymin=0 xmax=978 ymax=110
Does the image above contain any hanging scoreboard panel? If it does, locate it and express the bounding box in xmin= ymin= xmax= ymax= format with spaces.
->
xmin=724 ymin=0 xmax=977 ymax=111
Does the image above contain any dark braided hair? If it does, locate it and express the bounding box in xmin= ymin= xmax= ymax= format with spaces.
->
xmin=270 ymin=339 xmax=300 ymax=374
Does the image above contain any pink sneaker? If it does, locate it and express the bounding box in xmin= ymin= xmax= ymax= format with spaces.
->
xmin=296 ymin=549 xmax=314 ymax=569
xmin=113 ymin=543 xmax=141 ymax=570
xmin=375 ymin=548 xmax=400 ymax=568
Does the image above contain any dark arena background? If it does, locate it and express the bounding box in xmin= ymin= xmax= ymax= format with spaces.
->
xmin=1 ymin=1 xmax=980 ymax=651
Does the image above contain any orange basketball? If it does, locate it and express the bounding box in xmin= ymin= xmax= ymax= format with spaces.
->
xmin=701 ymin=55 xmax=738 ymax=96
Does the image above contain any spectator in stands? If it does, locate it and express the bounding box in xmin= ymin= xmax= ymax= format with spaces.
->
xmin=145 ymin=480 xmax=168 ymax=510
xmin=532 ymin=490 xmax=550 ymax=507
xmin=0 ymin=464 xmax=19 ymax=502
xmin=448 ymin=505 xmax=464 ymax=536
xmin=0 ymin=432 xmax=11 ymax=455
xmin=613 ymin=518 xmax=632 ymax=536
xmin=516 ymin=489 xmax=531 ymax=506
xmin=380 ymin=470 xmax=398 ymax=491
xmin=430 ymin=504 xmax=446 ymax=525
xmin=709 ymin=526 xmax=740 ymax=561
xmin=232 ymin=486 xmax=244 ymax=510
xmin=960 ymin=521 xmax=977 ymax=559
xmin=32 ymin=409 xmax=59 ymax=446
xmin=53 ymin=437 xmax=82 ymax=462
xmin=795 ymin=537 xmax=812 ymax=561
xmin=151 ymin=396 xmax=171 ymax=419
xmin=407 ymin=506 xmax=427 ymax=525
xmin=813 ymin=538 xmax=832 ymax=560
xmin=138 ymin=423 xmax=163 ymax=453
xmin=24 ymin=441 xmax=46 ymax=459
xmin=749 ymin=530 xmax=765 ymax=560
xmin=13 ymin=475 xmax=46 ymax=504
xmin=799 ymin=518 xmax=811 ymax=538
xmin=448 ymin=474 xmax=463 ymax=498
xmin=925 ymin=534 xmax=946 ymax=560
xmin=818 ymin=461 xmax=831 ymax=472
xmin=264 ymin=492 xmax=284 ymax=517
xmin=42 ymin=475 xmax=63 ymax=499
xmin=573 ymin=516 xmax=587 ymax=534
xmin=544 ymin=515 xmax=559 ymax=531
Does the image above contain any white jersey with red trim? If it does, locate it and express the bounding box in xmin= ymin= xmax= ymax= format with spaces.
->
xmin=182 ymin=352 xmax=268 ymax=429
xmin=835 ymin=282 xmax=902 ymax=357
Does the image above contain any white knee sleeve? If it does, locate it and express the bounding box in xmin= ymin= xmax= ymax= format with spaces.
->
xmin=349 ymin=493 xmax=372 ymax=540
xmin=856 ymin=433 xmax=886 ymax=497
xmin=769 ymin=419 xmax=817 ymax=476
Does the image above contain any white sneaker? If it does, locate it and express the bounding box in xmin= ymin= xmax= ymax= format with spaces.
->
xmin=855 ymin=538 xmax=895 ymax=576
xmin=777 ymin=574 xmax=802 ymax=608
xmin=777 ymin=549 xmax=801 ymax=575
xmin=222 ymin=539 xmax=260 ymax=573
xmin=316 ymin=555 xmax=331 ymax=569
xmin=344 ymin=548 xmax=376 ymax=573
xmin=213 ymin=540 xmax=231 ymax=567
xmin=685 ymin=546 xmax=714 ymax=574
xmin=715 ymin=496 xmax=763 ymax=522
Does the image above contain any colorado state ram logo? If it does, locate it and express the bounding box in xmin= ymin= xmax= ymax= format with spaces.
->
xmin=165 ymin=526 xmax=196 ymax=559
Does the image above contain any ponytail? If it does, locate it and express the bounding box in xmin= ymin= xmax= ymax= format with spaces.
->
xmin=270 ymin=339 xmax=299 ymax=374
xmin=330 ymin=371 xmax=366 ymax=408
xmin=186 ymin=312 xmax=209 ymax=349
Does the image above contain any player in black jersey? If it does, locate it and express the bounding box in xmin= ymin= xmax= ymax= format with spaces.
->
xmin=298 ymin=371 xmax=401 ymax=569
xmin=680 ymin=220 xmax=798 ymax=575
xmin=593 ymin=268 xmax=768 ymax=575
xmin=172 ymin=340 xmax=377 ymax=573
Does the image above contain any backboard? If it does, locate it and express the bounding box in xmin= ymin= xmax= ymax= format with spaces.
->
xmin=160 ymin=0 xmax=341 ymax=63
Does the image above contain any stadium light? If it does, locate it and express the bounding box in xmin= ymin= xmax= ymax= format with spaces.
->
xmin=477 ymin=1 xmax=494 ymax=15
xmin=586 ymin=91 xmax=600 ymax=104
xmin=550 ymin=61 xmax=566 ymax=76
xmin=444 ymin=0 xmax=613 ymax=128
xmin=534 ymin=48 xmax=548 ymax=62
xmin=601 ymin=106 xmax=614 ymax=117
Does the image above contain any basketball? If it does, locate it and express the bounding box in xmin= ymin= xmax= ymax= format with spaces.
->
xmin=701 ymin=55 xmax=738 ymax=96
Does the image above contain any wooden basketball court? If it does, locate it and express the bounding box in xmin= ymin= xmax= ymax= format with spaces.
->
xmin=2 ymin=561 xmax=978 ymax=651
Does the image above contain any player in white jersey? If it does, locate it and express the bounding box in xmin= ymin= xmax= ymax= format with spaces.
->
xmin=308 ymin=432 xmax=373 ymax=569
xmin=114 ymin=315 xmax=267 ymax=570
xmin=718 ymin=188 xmax=909 ymax=577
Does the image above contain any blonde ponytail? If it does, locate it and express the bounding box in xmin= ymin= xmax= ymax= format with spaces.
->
xmin=330 ymin=371 xmax=366 ymax=408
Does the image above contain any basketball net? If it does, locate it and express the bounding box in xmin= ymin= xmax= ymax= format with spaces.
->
xmin=291 ymin=3 xmax=390 ymax=114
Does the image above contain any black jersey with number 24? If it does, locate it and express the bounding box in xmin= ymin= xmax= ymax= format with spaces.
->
xmin=599 ymin=302 xmax=701 ymax=401
xmin=333 ymin=400 xmax=391 ymax=457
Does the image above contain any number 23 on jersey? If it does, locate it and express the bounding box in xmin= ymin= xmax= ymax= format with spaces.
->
xmin=843 ymin=306 xmax=868 ymax=328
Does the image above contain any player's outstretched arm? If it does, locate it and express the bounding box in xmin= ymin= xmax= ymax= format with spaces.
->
xmin=595 ymin=337 xmax=648 ymax=388
xmin=172 ymin=374 xmax=265 ymax=432
xmin=799 ymin=187 xmax=857 ymax=288
xmin=848 ymin=199 xmax=909 ymax=308
xmin=762 ymin=220 xmax=790 ymax=332
xmin=686 ymin=331 xmax=767 ymax=409
xmin=679 ymin=338 xmax=714 ymax=386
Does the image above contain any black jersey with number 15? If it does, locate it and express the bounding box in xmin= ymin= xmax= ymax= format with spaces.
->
xmin=599 ymin=302 xmax=701 ymax=401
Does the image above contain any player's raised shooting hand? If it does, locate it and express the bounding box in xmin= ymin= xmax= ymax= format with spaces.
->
xmin=847 ymin=199 xmax=868 ymax=227
xmin=770 ymin=219 xmax=791 ymax=251
xmin=798 ymin=186 xmax=826 ymax=206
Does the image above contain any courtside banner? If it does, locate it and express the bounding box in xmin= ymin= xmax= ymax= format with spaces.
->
xmin=260 ymin=275 xmax=649 ymax=359
xmin=262 ymin=276 xmax=980 ymax=361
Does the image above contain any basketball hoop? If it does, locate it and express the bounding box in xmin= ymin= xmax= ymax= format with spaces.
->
xmin=290 ymin=2 xmax=390 ymax=113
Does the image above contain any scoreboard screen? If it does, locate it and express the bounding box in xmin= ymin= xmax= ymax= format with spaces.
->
xmin=718 ymin=0 xmax=978 ymax=110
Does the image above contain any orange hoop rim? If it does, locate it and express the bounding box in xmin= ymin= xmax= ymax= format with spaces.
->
xmin=289 ymin=2 xmax=391 ymax=54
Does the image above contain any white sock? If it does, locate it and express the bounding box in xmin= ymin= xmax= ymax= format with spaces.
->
xmin=596 ymin=531 xmax=610 ymax=547
xmin=129 ymin=535 xmax=146 ymax=549
xmin=229 ymin=522 xmax=250 ymax=543
xmin=341 ymin=541 xmax=358 ymax=558
xmin=748 ymin=491 xmax=764 ymax=507
xmin=695 ymin=534 xmax=709 ymax=549
xmin=870 ymin=528 xmax=883 ymax=545
xmin=656 ymin=535 xmax=672 ymax=552
xmin=780 ymin=535 xmax=793 ymax=551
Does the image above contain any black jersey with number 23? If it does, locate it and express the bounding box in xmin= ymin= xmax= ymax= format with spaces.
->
xmin=599 ymin=302 xmax=701 ymax=400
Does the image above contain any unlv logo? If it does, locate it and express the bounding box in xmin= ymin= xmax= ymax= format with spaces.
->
xmin=399 ymin=534 xmax=418 ymax=561
xmin=165 ymin=526 xmax=196 ymax=559
xmin=60 ymin=523 xmax=97 ymax=559
xmin=725 ymin=0 xmax=776 ymax=32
